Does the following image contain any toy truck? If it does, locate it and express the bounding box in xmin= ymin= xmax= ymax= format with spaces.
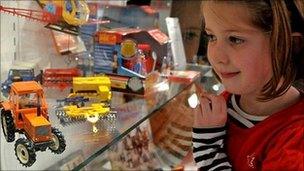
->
xmin=1 ymin=68 xmax=39 ymax=96
xmin=0 ymin=81 xmax=66 ymax=167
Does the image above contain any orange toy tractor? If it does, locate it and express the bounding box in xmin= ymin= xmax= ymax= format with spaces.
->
xmin=0 ymin=81 xmax=66 ymax=167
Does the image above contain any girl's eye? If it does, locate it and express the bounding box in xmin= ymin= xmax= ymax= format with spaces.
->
xmin=228 ymin=36 xmax=245 ymax=44
xmin=204 ymin=33 xmax=217 ymax=42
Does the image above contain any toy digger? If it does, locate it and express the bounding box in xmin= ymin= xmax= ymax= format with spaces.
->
xmin=0 ymin=81 xmax=66 ymax=167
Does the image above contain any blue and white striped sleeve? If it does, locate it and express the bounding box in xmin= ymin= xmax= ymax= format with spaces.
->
xmin=192 ymin=127 xmax=232 ymax=171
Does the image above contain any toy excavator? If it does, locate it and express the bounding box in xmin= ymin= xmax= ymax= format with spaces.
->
xmin=0 ymin=81 xmax=66 ymax=167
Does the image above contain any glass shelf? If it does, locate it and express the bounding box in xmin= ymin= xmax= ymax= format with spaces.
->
xmin=81 ymin=64 xmax=220 ymax=170
xmin=1 ymin=65 xmax=217 ymax=170
xmin=72 ymin=83 xmax=194 ymax=170
xmin=83 ymin=82 xmax=198 ymax=170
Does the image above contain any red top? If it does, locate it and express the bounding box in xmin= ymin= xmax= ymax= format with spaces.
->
xmin=227 ymin=97 xmax=304 ymax=170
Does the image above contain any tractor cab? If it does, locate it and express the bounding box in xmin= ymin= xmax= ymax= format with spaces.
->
xmin=18 ymin=92 xmax=40 ymax=109
xmin=9 ymin=81 xmax=51 ymax=143
xmin=10 ymin=81 xmax=47 ymax=112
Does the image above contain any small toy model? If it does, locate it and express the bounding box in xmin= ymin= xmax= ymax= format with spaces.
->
xmin=0 ymin=81 xmax=66 ymax=167
xmin=1 ymin=68 xmax=40 ymax=96
xmin=68 ymin=76 xmax=112 ymax=103
xmin=42 ymin=68 xmax=81 ymax=90
xmin=104 ymin=73 xmax=144 ymax=94
xmin=55 ymin=96 xmax=89 ymax=125
xmin=62 ymin=103 xmax=112 ymax=119
xmin=57 ymin=102 xmax=116 ymax=132
xmin=55 ymin=76 xmax=116 ymax=127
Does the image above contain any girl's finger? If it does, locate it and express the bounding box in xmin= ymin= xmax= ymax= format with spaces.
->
xmin=206 ymin=94 xmax=222 ymax=114
xmin=219 ymin=95 xmax=227 ymax=114
xmin=205 ymin=93 xmax=227 ymax=114
xmin=200 ymin=97 xmax=211 ymax=115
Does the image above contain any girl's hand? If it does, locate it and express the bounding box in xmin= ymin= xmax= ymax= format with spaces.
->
xmin=193 ymin=84 xmax=228 ymax=128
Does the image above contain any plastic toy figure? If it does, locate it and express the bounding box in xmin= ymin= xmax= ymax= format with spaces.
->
xmin=133 ymin=50 xmax=147 ymax=76
xmin=0 ymin=81 xmax=66 ymax=167
xmin=112 ymin=51 xmax=118 ymax=73
xmin=137 ymin=44 xmax=154 ymax=73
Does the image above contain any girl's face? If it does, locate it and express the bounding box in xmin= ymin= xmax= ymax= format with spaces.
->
xmin=203 ymin=2 xmax=273 ymax=96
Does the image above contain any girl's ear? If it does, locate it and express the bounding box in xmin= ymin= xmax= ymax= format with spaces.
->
xmin=292 ymin=32 xmax=304 ymax=54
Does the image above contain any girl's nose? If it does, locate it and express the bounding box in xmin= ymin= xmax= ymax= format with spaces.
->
xmin=208 ymin=42 xmax=229 ymax=64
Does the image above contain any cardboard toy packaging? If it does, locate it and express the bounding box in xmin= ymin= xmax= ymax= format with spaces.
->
xmin=93 ymin=28 xmax=170 ymax=95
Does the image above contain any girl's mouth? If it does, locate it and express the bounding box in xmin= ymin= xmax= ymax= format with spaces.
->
xmin=220 ymin=71 xmax=240 ymax=79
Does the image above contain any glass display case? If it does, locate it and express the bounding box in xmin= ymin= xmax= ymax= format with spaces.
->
xmin=0 ymin=1 xmax=220 ymax=170
xmin=0 ymin=64 xmax=221 ymax=170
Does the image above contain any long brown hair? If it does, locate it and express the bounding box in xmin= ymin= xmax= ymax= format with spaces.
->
xmin=251 ymin=0 xmax=304 ymax=100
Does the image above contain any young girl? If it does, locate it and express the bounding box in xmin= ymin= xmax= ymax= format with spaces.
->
xmin=192 ymin=1 xmax=304 ymax=170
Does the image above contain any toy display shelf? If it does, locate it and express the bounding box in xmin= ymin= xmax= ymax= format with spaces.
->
xmin=1 ymin=64 xmax=215 ymax=170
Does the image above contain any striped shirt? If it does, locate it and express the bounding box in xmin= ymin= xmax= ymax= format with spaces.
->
xmin=192 ymin=94 xmax=267 ymax=170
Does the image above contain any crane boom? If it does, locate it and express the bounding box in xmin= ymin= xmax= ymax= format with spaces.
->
xmin=0 ymin=5 xmax=59 ymax=24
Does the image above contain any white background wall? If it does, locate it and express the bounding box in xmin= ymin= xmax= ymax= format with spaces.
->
xmin=1 ymin=0 xmax=19 ymax=81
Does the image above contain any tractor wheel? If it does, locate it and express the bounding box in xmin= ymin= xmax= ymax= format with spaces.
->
xmin=15 ymin=138 xmax=36 ymax=167
xmin=49 ymin=127 xmax=66 ymax=154
xmin=1 ymin=110 xmax=15 ymax=142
